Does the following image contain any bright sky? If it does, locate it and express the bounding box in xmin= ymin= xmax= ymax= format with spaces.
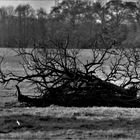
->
xmin=0 ymin=0 xmax=55 ymax=13
xmin=0 ymin=0 xmax=138 ymax=13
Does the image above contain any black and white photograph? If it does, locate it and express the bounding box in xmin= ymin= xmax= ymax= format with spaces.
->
xmin=0 ymin=0 xmax=140 ymax=139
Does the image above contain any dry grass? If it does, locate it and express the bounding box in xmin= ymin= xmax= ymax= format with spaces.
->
xmin=0 ymin=106 xmax=140 ymax=139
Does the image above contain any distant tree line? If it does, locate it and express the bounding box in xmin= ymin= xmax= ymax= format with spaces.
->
xmin=0 ymin=0 xmax=140 ymax=48
xmin=1 ymin=0 xmax=140 ymax=107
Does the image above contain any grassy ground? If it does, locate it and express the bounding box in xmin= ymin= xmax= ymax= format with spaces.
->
xmin=1 ymin=48 xmax=140 ymax=139
xmin=0 ymin=106 xmax=140 ymax=139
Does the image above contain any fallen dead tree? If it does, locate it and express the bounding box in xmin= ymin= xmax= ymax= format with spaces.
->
xmin=1 ymin=35 xmax=140 ymax=107
xmin=15 ymin=85 xmax=48 ymax=107
xmin=15 ymin=73 xmax=140 ymax=107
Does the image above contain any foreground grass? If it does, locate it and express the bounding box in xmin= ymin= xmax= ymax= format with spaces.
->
xmin=0 ymin=106 xmax=140 ymax=139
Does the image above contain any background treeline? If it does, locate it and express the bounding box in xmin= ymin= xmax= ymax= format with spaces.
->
xmin=0 ymin=0 xmax=140 ymax=48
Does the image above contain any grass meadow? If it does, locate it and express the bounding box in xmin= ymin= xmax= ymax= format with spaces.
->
xmin=0 ymin=48 xmax=140 ymax=139
xmin=1 ymin=106 xmax=140 ymax=139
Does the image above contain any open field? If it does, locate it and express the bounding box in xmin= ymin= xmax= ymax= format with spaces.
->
xmin=0 ymin=106 xmax=140 ymax=139
xmin=1 ymin=48 xmax=140 ymax=139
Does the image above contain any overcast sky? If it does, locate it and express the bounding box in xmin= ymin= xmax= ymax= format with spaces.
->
xmin=0 ymin=0 xmax=55 ymax=13
xmin=0 ymin=0 xmax=138 ymax=13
